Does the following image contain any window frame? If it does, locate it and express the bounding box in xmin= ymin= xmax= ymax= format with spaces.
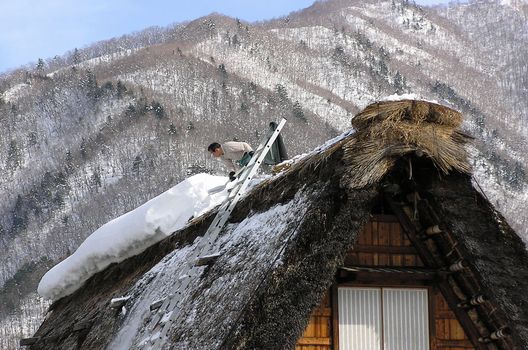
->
xmin=332 ymin=283 xmax=435 ymax=350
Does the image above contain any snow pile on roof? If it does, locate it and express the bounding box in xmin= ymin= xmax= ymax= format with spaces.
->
xmin=38 ymin=173 xmax=230 ymax=301
xmin=274 ymin=128 xmax=356 ymax=171
xmin=380 ymin=93 xmax=440 ymax=105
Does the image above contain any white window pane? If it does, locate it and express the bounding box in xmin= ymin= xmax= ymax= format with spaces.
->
xmin=383 ymin=288 xmax=429 ymax=350
xmin=338 ymin=287 xmax=382 ymax=350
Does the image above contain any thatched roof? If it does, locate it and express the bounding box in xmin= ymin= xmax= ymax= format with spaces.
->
xmin=28 ymin=100 xmax=528 ymax=350
xmin=283 ymin=99 xmax=473 ymax=189
xmin=343 ymin=99 xmax=473 ymax=188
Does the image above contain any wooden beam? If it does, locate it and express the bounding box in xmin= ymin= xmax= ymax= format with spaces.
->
xmin=436 ymin=280 xmax=488 ymax=350
xmin=313 ymin=307 xmax=332 ymax=317
xmin=479 ymin=327 xmax=511 ymax=343
xmin=370 ymin=214 xmax=399 ymax=222
xmin=412 ymin=198 xmax=505 ymax=340
xmin=339 ymin=274 xmax=432 ymax=284
xmin=436 ymin=339 xmax=474 ymax=348
xmin=386 ymin=199 xmax=439 ymax=268
xmin=297 ymin=337 xmax=332 ymax=345
xmin=297 ymin=337 xmax=332 ymax=346
xmin=345 ymin=272 xmax=433 ymax=283
xmin=386 ymin=197 xmax=488 ymax=350
xmin=350 ymin=244 xmax=417 ymax=254
xmin=332 ymin=285 xmax=340 ymax=350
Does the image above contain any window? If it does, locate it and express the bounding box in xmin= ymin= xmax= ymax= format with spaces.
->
xmin=338 ymin=287 xmax=429 ymax=350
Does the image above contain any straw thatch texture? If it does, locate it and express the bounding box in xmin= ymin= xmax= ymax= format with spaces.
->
xmin=342 ymin=100 xmax=472 ymax=188
xmin=352 ymin=100 xmax=463 ymax=129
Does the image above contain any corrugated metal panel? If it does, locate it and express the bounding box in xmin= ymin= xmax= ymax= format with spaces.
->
xmin=383 ymin=288 xmax=429 ymax=350
xmin=338 ymin=287 xmax=382 ymax=350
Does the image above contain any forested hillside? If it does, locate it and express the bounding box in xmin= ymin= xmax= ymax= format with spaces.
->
xmin=1 ymin=0 xmax=527 ymax=348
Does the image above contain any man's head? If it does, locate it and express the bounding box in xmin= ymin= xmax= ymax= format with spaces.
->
xmin=208 ymin=142 xmax=223 ymax=158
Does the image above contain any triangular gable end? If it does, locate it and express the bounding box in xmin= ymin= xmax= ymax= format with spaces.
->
xmin=296 ymin=169 xmax=518 ymax=350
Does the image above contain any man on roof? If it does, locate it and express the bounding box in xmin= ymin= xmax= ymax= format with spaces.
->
xmin=208 ymin=141 xmax=254 ymax=181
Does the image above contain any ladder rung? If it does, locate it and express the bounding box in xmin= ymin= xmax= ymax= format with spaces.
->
xmin=150 ymin=299 xmax=164 ymax=311
xmin=160 ymin=311 xmax=173 ymax=324
xmin=110 ymin=296 xmax=130 ymax=309
xmin=178 ymin=274 xmax=194 ymax=280
xmin=195 ymin=252 xmax=222 ymax=266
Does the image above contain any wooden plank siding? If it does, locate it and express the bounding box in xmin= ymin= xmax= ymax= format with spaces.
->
xmin=345 ymin=215 xmax=424 ymax=268
xmin=434 ymin=291 xmax=474 ymax=350
xmin=295 ymin=292 xmax=333 ymax=350
xmin=296 ymin=215 xmax=475 ymax=350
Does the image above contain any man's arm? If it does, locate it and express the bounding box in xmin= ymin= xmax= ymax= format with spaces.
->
xmin=241 ymin=142 xmax=253 ymax=152
xmin=221 ymin=157 xmax=237 ymax=172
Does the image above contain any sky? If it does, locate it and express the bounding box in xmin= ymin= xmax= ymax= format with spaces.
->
xmin=0 ymin=0 xmax=450 ymax=74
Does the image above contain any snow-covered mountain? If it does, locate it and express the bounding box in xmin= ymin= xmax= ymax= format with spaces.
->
xmin=1 ymin=0 xmax=527 ymax=348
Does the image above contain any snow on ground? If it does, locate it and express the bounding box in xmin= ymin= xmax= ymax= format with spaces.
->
xmin=192 ymin=34 xmax=352 ymax=131
xmin=38 ymin=173 xmax=230 ymax=301
xmin=500 ymin=0 xmax=528 ymax=12
xmin=0 ymin=82 xmax=29 ymax=103
xmin=47 ymin=48 xmax=140 ymax=79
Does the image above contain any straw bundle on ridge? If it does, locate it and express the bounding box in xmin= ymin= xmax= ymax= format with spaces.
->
xmin=352 ymin=99 xmax=463 ymax=130
xmin=342 ymin=100 xmax=472 ymax=188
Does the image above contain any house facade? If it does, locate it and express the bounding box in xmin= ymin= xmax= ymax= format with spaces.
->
xmin=297 ymin=214 xmax=474 ymax=350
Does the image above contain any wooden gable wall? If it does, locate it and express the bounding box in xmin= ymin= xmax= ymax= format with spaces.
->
xmin=344 ymin=215 xmax=423 ymax=268
xmin=296 ymin=215 xmax=473 ymax=350
xmin=295 ymin=292 xmax=332 ymax=350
